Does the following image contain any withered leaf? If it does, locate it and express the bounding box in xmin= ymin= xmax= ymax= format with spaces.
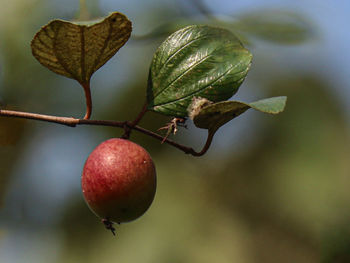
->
xmin=193 ymin=96 xmax=287 ymax=131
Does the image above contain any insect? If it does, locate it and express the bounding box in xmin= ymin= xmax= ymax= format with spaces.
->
xmin=158 ymin=117 xmax=187 ymax=143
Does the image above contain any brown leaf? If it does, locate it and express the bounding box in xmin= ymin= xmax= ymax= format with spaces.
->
xmin=193 ymin=96 xmax=287 ymax=131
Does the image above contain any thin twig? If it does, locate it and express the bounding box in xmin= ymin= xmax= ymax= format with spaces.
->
xmin=0 ymin=109 xmax=212 ymax=156
xmin=191 ymin=130 xmax=215 ymax=156
xmin=0 ymin=109 xmax=79 ymax=127
xmin=130 ymin=102 xmax=148 ymax=127
xmin=121 ymin=101 xmax=148 ymax=139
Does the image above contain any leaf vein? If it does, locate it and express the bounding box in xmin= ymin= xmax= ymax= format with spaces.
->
xmin=153 ymin=53 xmax=213 ymax=99
xmin=90 ymin=20 xmax=112 ymax=76
xmin=52 ymin=29 xmax=79 ymax=81
xmin=80 ymin=26 xmax=86 ymax=83
xmin=155 ymin=34 xmax=211 ymax=77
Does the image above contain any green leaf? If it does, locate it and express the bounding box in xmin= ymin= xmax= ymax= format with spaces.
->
xmin=233 ymin=10 xmax=312 ymax=44
xmin=147 ymin=25 xmax=252 ymax=117
xmin=31 ymin=12 xmax=132 ymax=84
xmin=193 ymin=96 xmax=287 ymax=131
xmin=249 ymin=96 xmax=288 ymax=114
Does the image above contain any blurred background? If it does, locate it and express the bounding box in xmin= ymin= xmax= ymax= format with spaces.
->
xmin=0 ymin=0 xmax=349 ymax=262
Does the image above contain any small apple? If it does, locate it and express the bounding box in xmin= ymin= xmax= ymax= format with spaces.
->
xmin=81 ymin=138 xmax=156 ymax=233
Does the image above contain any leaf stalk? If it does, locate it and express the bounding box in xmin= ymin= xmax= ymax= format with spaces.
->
xmin=82 ymin=82 xmax=92 ymax=120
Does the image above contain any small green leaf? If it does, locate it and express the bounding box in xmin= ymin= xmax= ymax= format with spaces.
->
xmin=31 ymin=12 xmax=132 ymax=84
xmin=193 ymin=96 xmax=287 ymax=131
xmin=147 ymin=25 xmax=252 ymax=117
xmin=249 ymin=96 xmax=287 ymax=114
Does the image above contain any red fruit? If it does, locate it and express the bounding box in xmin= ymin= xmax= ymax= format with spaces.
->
xmin=81 ymin=138 xmax=156 ymax=224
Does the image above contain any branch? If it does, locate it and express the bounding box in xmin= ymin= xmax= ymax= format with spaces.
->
xmin=0 ymin=109 xmax=211 ymax=156
xmin=130 ymin=102 xmax=148 ymax=127
xmin=191 ymin=130 xmax=214 ymax=156
xmin=0 ymin=109 xmax=79 ymax=127
xmin=121 ymin=101 xmax=148 ymax=139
